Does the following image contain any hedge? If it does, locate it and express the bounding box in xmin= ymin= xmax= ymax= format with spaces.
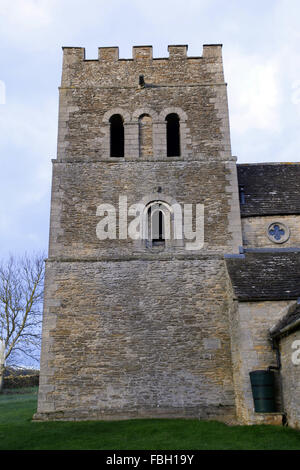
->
xmin=3 ymin=374 xmax=39 ymax=389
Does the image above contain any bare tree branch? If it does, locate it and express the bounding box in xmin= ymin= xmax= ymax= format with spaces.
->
xmin=0 ymin=252 xmax=45 ymax=391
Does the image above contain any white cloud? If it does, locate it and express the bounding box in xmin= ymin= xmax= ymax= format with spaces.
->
xmin=0 ymin=97 xmax=55 ymax=228
xmin=132 ymin=0 xmax=209 ymax=24
xmin=1 ymin=0 xmax=55 ymax=32
xmin=0 ymin=99 xmax=57 ymax=154
xmin=0 ymin=0 xmax=123 ymax=51
xmin=226 ymin=49 xmax=281 ymax=134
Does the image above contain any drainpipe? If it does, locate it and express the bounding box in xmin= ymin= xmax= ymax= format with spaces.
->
xmin=268 ymin=336 xmax=281 ymax=371
xmin=268 ymin=336 xmax=287 ymax=425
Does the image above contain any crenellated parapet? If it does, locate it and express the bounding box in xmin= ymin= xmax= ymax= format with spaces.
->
xmin=62 ymin=44 xmax=222 ymax=62
xmin=61 ymin=44 xmax=224 ymax=87
xmin=57 ymin=43 xmax=232 ymax=164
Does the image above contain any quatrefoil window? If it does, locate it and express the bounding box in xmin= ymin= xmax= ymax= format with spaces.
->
xmin=269 ymin=224 xmax=284 ymax=240
xmin=267 ymin=222 xmax=290 ymax=244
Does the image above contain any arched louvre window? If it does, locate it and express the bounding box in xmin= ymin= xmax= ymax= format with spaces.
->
xmin=109 ymin=114 xmax=124 ymax=157
xmin=146 ymin=202 xmax=172 ymax=248
xmin=166 ymin=113 xmax=180 ymax=157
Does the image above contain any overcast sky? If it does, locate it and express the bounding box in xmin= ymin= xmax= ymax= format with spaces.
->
xmin=0 ymin=0 xmax=299 ymax=258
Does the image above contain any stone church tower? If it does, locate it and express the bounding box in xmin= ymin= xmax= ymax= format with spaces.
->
xmin=35 ymin=44 xmax=300 ymax=427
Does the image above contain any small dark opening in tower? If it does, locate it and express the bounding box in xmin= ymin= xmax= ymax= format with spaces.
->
xmin=109 ymin=114 xmax=124 ymax=158
xmin=139 ymin=74 xmax=145 ymax=87
xmin=166 ymin=113 xmax=180 ymax=157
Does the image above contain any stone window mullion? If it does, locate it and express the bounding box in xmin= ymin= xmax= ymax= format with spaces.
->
xmin=124 ymin=122 xmax=139 ymax=159
xmin=153 ymin=121 xmax=167 ymax=159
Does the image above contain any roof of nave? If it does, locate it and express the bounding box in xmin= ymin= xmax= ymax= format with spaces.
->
xmin=225 ymin=249 xmax=300 ymax=301
xmin=237 ymin=163 xmax=300 ymax=217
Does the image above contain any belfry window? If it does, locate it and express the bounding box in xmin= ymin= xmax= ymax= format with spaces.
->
xmin=166 ymin=113 xmax=180 ymax=157
xmin=109 ymin=114 xmax=124 ymax=158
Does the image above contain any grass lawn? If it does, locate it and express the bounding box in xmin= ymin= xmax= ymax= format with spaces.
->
xmin=0 ymin=388 xmax=300 ymax=450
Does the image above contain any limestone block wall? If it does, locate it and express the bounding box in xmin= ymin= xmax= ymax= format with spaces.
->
xmin=229 ymin=300 xmax=294 ymax=424
xmin=48 ymin=160 xmax=242 ymax=259
xmin=36 ymin=258 xmax=236 ymax=421
xmin=280 ymin=331 xmax=300 ymax=429
xmin=242 ymin=215 xmax=300 ymax=248
xmin=36 ymin=43 xmax=243 ymax=422
xmin=57 ymin=44 xmax=232 ymax=163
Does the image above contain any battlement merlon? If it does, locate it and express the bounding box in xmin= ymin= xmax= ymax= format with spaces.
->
xmin=61 ymin=44 xmax=225 ymax=87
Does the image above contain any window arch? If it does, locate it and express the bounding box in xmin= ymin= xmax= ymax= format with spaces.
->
xmin=166 ymin=113 xmax=180 ymax=157
xmin=109 ymin=114 xmax=124 ymax=158
xmin=143 ymin=201 xmax=173 ymax=248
